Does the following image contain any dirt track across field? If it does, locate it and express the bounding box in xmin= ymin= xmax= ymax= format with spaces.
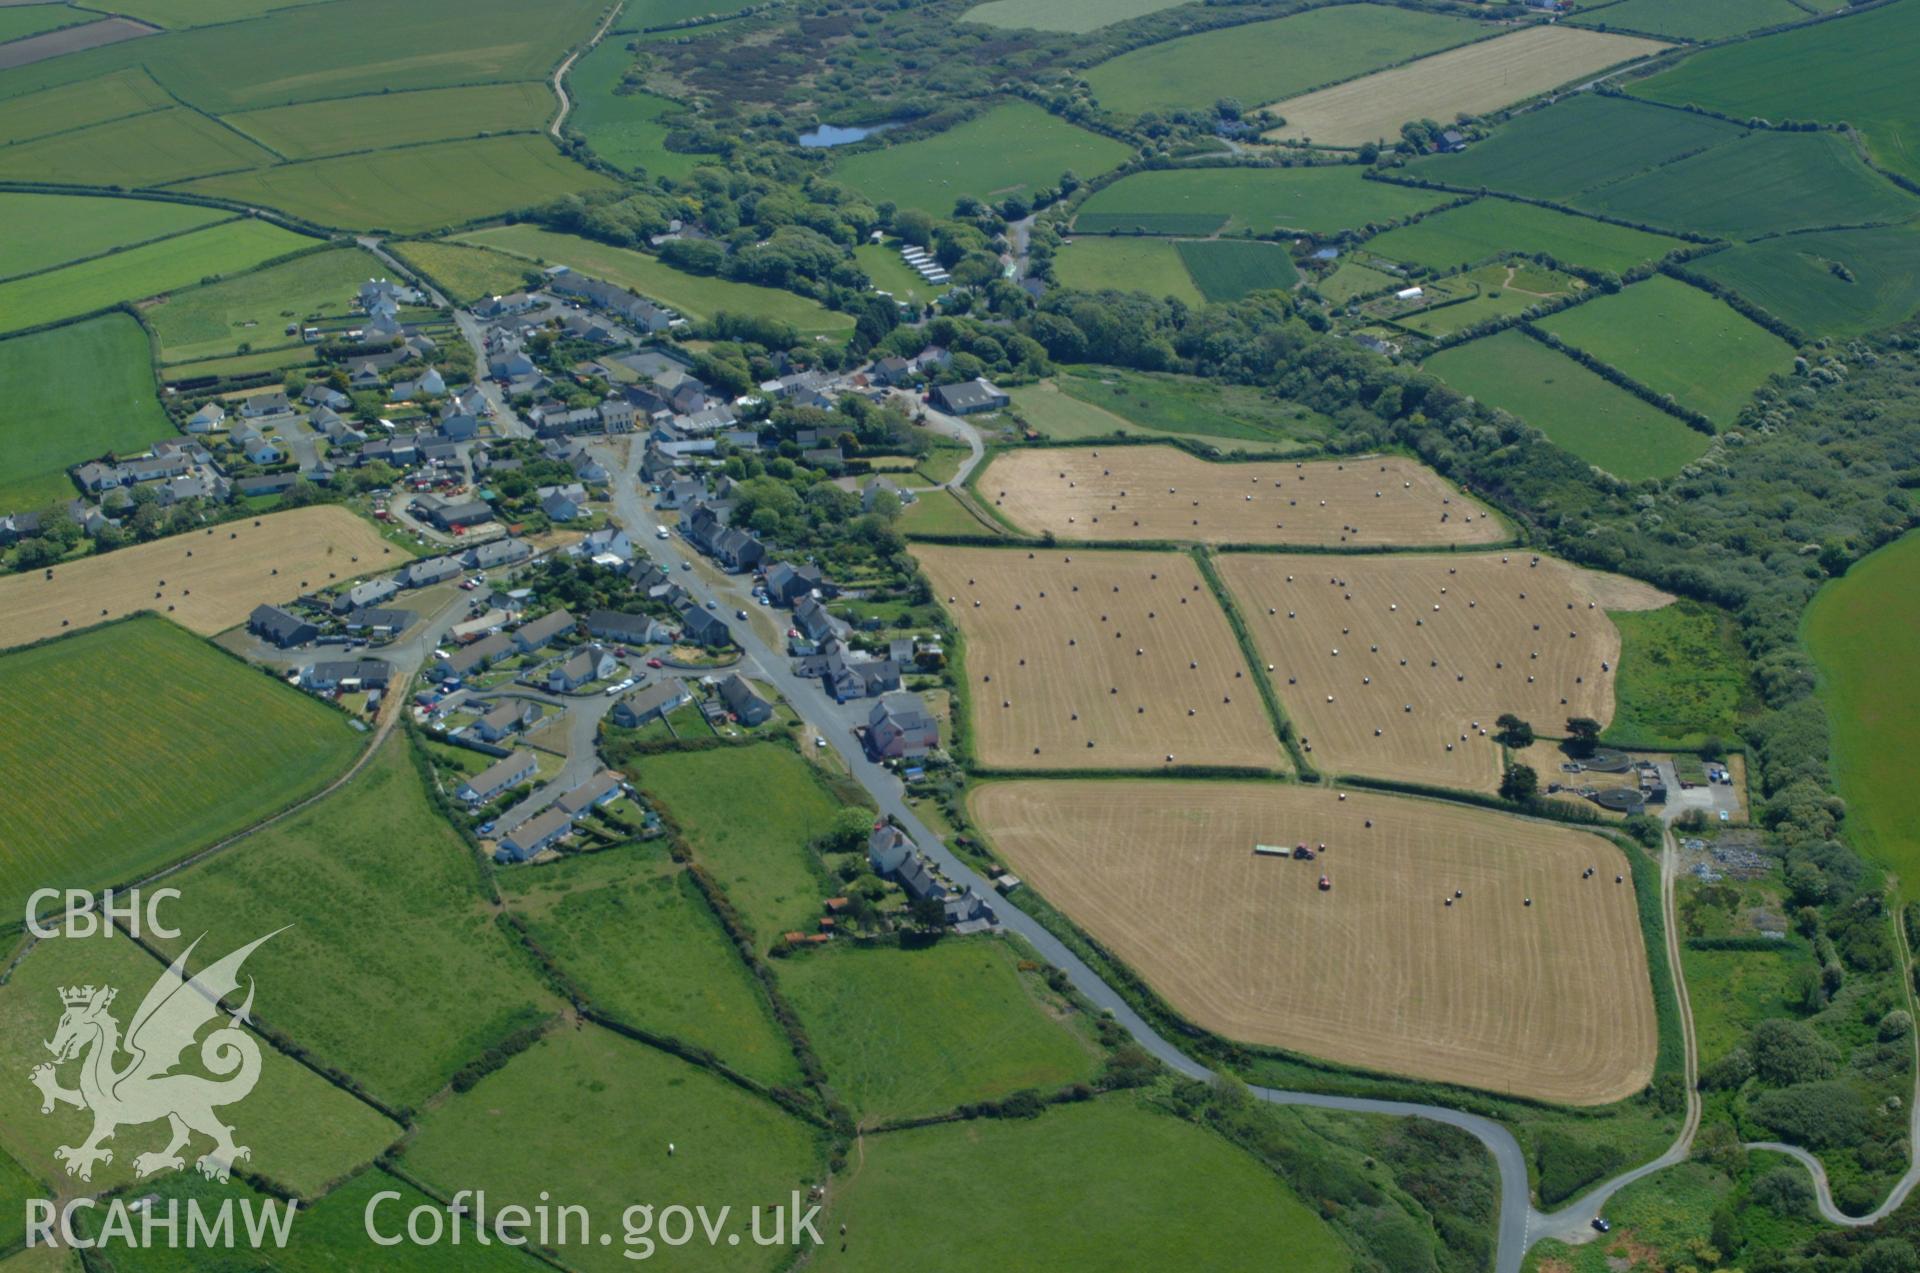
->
xmin=0 ymin=506 xmax=402 ymax=648
xmin=1220 ymin=551 xmax=1671 ymax=791
xmin=971 ymin=778 xmax=1658 ymax=1105
xmin=981 ymin=448 xmax=1505 ymax=547
xmin=915 ymin=544 xmax=1283 ymax=771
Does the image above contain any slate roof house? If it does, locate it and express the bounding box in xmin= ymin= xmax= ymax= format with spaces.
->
xmin=611 ymin=679 xmax=690 ymax=727
xmin=301 ymin=658 xmax=391 ymax=691
xmin=586 ymin=608 xmax=669 ymax=646
xmin=765 ymin=561 xmax=825 ymax=607
xmin=343 ymin=606 xmax=414 ymax=637
xmin=547 ymin=643 xmax=619 ymax=692
xmin=512 ymin=608 xmax=576 ymax=652
xmin=474 ymin=699 xmax=543 ymax=742
xmin=866 ymin=692 xmax=939 ymax=760
xmin=496 ymin=806 xmax=573 ymax=863
xmin=249 ymin=604 xmax=317 ymax=649
xmin=792 ymin=594 xmax=838 ymax=643
xmin=678 ymin=607 xmax=730 ymax=648
xmin=458 ymin=750 xmax=537 ymax=803
xmin=464 ymin=537 xmax=530 ymax=569
xmin=556 ymin=770 xmax=623 ymax=816
xmin=400 ymin=555 xmax=464 ymax=588
xmin=433 ymin=630 xmax=512 ymax=681
xmin=330 ymin=578 xmax=399 ymax=614
xmin=711 ymin=526 xmax=766 ymax=573
xmin=868 ymin=822 xmax=914 ymax=875
xmin=718 ymin=673 xmax=773 ymax=725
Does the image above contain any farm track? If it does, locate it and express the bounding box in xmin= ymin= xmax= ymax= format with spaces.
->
xmin=550 ymin=1 xmax=622 ymax=139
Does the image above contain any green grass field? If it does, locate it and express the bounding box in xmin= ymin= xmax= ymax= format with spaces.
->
xmin=566 ymin=37 xmax=704 ymax=179
xmin=778 ymin=939 xmax=1102 ymax=1123
xmin=634 ymin=743 xmax=838 ymax=948
xmin=1315 ymin=259 xmax=1401 ymax=302
xmin=1081 ymin=3 xmax=1486 ymax=117
xmin=1075 ymin=165 xmax=1452 ymax=237
xmin=1803 ymin=531 xmax=1920 ymax=903
xmin=0 ymin=934 xmax=398 ymax=1199
xmin=150 ymin=736 xmax=560 ymax=1108
xmin=501 ymin=846 xmax=802 ymax=1088
xmin=1053 ymin=236 xmax=1204 ymax=305
xmin=1572 ymin=0 xmax=1807 ymax=40
xmin=403 ymin=1024 xmax=822 ymax=1273
xmin=146 ymin=245 xmax=384 ymax=363
xmin=1175 ymin=239 xmax=1298 ymax=301
xmin=0 ymin=66 xmax=170 ymax=145
xmin=855 ymin=242 xmax=948 ymax=306
xmin=832 ymin=101 xmax=1132 ymax=215
xmin=1686 ymin=225 xmax=1920 ymax=339
xmin=1410 ymin=93 xmax=1741 ymax=201
xmin=901 ymin=488 xmax=990 ymax=535
xmin=1574 ymin=130 xmax=1920 ymax=240
xmin=161 ymin=343 xmax=318 ymax=382
xmin=0 ymin=0 xmax=602 ymax=116
xmin=1538 ymin=275 xmax=1795 ymax=424
xmin=1047 ymin=366 xmax=1333 ymax=449
xmin=0 ymin=217 xmax=314 ymax=334
xmin=389 ymin=239 xmax=537 ymax=304
xmin=0 ymin=6 xmax=96 ymax=44
xmin=0 ymin=618 xmax=361 ymax=926
xmin=0 ymin=192 xmax=227 ymax=283
xmin=223 ymin=82 xmax=554 ymax=159
xmin=0 ymin=107 xmax=274 ymax=187
xmin=1679 ymin=936 xmax=1817 ymax=1072
xmin=816 ymin=1095 xmax=1351 ymax=1271
xmin=100 ymin=0 xmax=338 ymax=26
xmin=1364 ymin=197 xmax=1682 ymax=275
xmin=0 ymin=1145 xmax=42 ymax=1249
xmin=623 ymin=0 xmax=761 ymax=24
xmin=962 ymin=0 xmax=1188 ymax=31
xmin=1605 ymin=598 xmax=1751 ymax=748
xmin=1424 ymin=329 xmax=1710 ymax=481
xmin=1633 ymin=0 xmax=1920 ymax=184
xmin=174 ymin=135 xmax=616 ymax=233
xmin=1392 ymin=263 xmax=1578 ymax=337
xmin=0 ymin=313 xmax=175 ymax=512
xmin=461 ymin=224 xmax=857 ymax=340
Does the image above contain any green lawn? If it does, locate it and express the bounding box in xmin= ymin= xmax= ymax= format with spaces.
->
xmin=223 ymin=82 xmax=554 ymax=159
xmin=1076 ymin=164 xmax=1452 ymax=237
xmin=1572 ymin=0 xmax=1808 ymax=40
xmin=0 ymin=931 xmax=398 ymax=1199
xmin=0 ymin=217 xmax=316 ymax=334
xmin=0 ymin=107 xmax=274 ymax=188
xmin=778 ymin=938 xmax=1103 ymax=1123
xmin=0 ymin=618 xmax=362 ymax=926
xmin=174 ymin=135 xmax=617 ymax=234
xmin=566 ymin=36 xmax=706 ymax=179
xmin=1633 ymin=0 xmax=1920 ymax=185
xmin=1686 ymin=225 xmax=1920 ymax=339
xmin=501 ymin=846 xmax=803 ymax=1087
xmin=0 ymin=1146 xmax=45 ymax=1249
xmin=1046 ymin=365 xmax=1334 ymax=449
xmin=856 ymin=241 xmax=948 ymax=306
xmin=390 ymin=239 xmax=539 ymax=304
xmin=635 ymin=743 xmax=839 ymax=948
xmin=1410 ymin=93 xmax=1742 ymax=202
xmin=1391 ymin=263 xmax=1578 ymax=337
xmin=1680 ymin=939 xmax=1817 ymax=1072
xmin=403 ymin=1024 xmax=822 ymax=1273
xmin=1538 ymin=275 xmax=1796 ymax=425
xmin=815 ymin=1095 xmax=1352 ymax=1272
xmin=0 ymin=192 xmax=228 ymax=282
xmin=1053 ymin=236 xmax=1205 ymax=306
xmin=1081 ymin=3 xmax=1486 ymax=117
xmin=1315 ymin=259 xmax=1401 ymax=302
xmin=1574 ymin=130 xmax=1920 ymax=241
xmin=461 ymin=224 xmax=857 ymax=340
xmin=0 ymin=7 xmax=97 ymax=44
xmin=0 ymin=66 xmax=171 ymax=146
xmin=901 ymin=488 xmax=990 ymax=535
xmin=1605 ymin=599 xmax=1751 ymax=749
xmin=1423 ymin=329 xmax=1711 ymax=481
xmin=0 ymin=0 xmax=602 ymax=116
xmin=1803 ymin=530 xmax=1920 ymax=902
xmin=0 ymin=313 xmax=177 ymax=512
xmin=148 ymin=736 xmax=561 ymax=1109
xmin=146 ymin=245 xmax=383 ymax=363
xmin=1176 ymin=239 xmax=1298 ymax=302
xmin=832 ymin=101 xmax=1132 ymax=216
xmin=1364 ymin=197 xmax=1682 ymax=275
xmin=962 ymin=0 xmax=1188 ymax=31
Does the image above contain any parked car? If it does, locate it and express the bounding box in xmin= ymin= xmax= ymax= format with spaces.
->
xmin=477 ymin=821 xmax=496 ymax=836
xmin=735 ymin=609 xmax=748 ymax=620
xmin=646 ymin=657 xmax=664 ymax=669
xmin=1591 ymin=1219 xmax=1611 ymax=1234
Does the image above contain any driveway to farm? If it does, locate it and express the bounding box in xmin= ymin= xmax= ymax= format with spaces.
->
xmin=592 ymin=438 xmax=1545 ymax=1271
xmin=880 ymin=389 xmax=986 ymax=490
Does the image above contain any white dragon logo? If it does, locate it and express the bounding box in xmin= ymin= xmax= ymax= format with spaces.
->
xmin=28 ymin=930 xmax=284 ymax=1184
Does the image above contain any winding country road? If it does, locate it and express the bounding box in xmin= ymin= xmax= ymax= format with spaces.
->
xmin=550 ymin=3 xmax=622 ymax=139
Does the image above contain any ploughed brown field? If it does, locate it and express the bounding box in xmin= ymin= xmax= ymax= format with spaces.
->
xmin=1219 ymin=551 xmax=1672 ymax=791
xmin=0 ymin=505 xmax=401 ymax=648
xmin=970 ymin=778 xmax=1658 ymax=1105
xmin=980 ymin=447 xmax=1505 ymax=546
xmin=914 ymin=544 xmax=1283 ymax=772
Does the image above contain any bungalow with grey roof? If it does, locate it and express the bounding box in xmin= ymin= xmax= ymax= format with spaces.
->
xmin=460 ymin=749 xmax=537 ymax=803
xmin=556 ymin=770 xmax=623 ymax=816
xmin=587 ymin=608 xmax=668 ymax=646
xmin=344 ymin=606 xmax=414 ymax=637
xmin=465 ymin=536 xmax=531 ymax=570
xmin=240 ymin=391 xmax=292 ymax=419
xmin=611 ymin=679 xmax=690 ymax=727
xmin=400 ymin=555 xmax=463 ymax=588
xmin=185 ymin=402 xmax=226 ymax=433
xmin=331 ymin=578 xmax=399 ymax=614
xmin=547 ymin=644 xmax=619 ymax=692
xmin=233 ymin=473 xmax=299 ymax=498
xmin=432 ymin=630 xmax=512 ymax=681
xmin=718 ymin=673 xmax=773 ymax=726
xmin=539 ymin=485 xmax=586 ymax=522
xmin=301 ymin=658 xmax=391 ymax=691
xmin=496 ymin=806 xmax=573 ymax=862
xmin=249 ymin=604 xmax=317 ymax=648
xmin=474 ymin=698 xmax=543 ymax=742
xmin=512 ymin=608 xmax=576 ymax=652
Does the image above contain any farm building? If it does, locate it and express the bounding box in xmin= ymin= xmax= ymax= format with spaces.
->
xmin=459 ymin=750 xmax=537 ymax=803
xmin=931 ymin=378 xmax=1010 ymax=415
xmin=418 ymin=496 xmax=494 ymax=531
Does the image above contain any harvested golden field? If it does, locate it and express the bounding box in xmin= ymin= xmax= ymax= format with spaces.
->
xmin=915 ymin=545 xmax=1283 ymax=772
xmin=970 ymin=778 xmax=1657 ymax=1104
xmin=1263 ymin=27 xmax=1670 ymax=146
xmin=1218 ymin=551 xmax=1671 ymax=791
xmin=0 ymin=506 xmax=401 ymax=648
xmin=981 ymin=447 xmax=1504 ymax=546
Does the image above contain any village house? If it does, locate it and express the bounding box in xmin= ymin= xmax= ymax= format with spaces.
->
xmin=400 ymin=555 xmax=464 ymax=588
xmin=866 ymin=692 xmax=939 ymax=760
xmin=497 ymin=806 xmax=572 ymax=862
xmin=556 ymin=770 xmax=623 ymax=816
xmin=343 ymin=606 xmax=414 ymax=638
xmin=458 ymin=750 xmax=537 ymax=803
xmin=611 ymin=679 xmax=690 ymax=727
xmin=718 ymin=673 xmax=774 ymax=726
xmin=867 ymin=821 xmax=915 ymax=875
xmin=249 ymin=604 xmax=317 ymax=649
xmin=546 ymin=643 xmax=619 ymax=693
xmin=300 ymin=658 xmax=391 ymax=691
xmin=433 ymin=630 xmax=512 ymax=681
xmin=512 ymin=608 xmax=576 ymax=652
xmin=586 ymin=608 xmax=670 ymax=646
xmin=474 ymin=698 xmax=544 ymax=742
xmin=792 ymin=594 xmax=839 ymax=644
xmin=330 ymin=578 xmax=399 ymax=614
xmin=465 ymin=537 xmax=531 ymax=570
xmin=678 ymin=606 xmax=730 ymax=648
xmin=765 ymin=561 xmax=826 ymax=607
